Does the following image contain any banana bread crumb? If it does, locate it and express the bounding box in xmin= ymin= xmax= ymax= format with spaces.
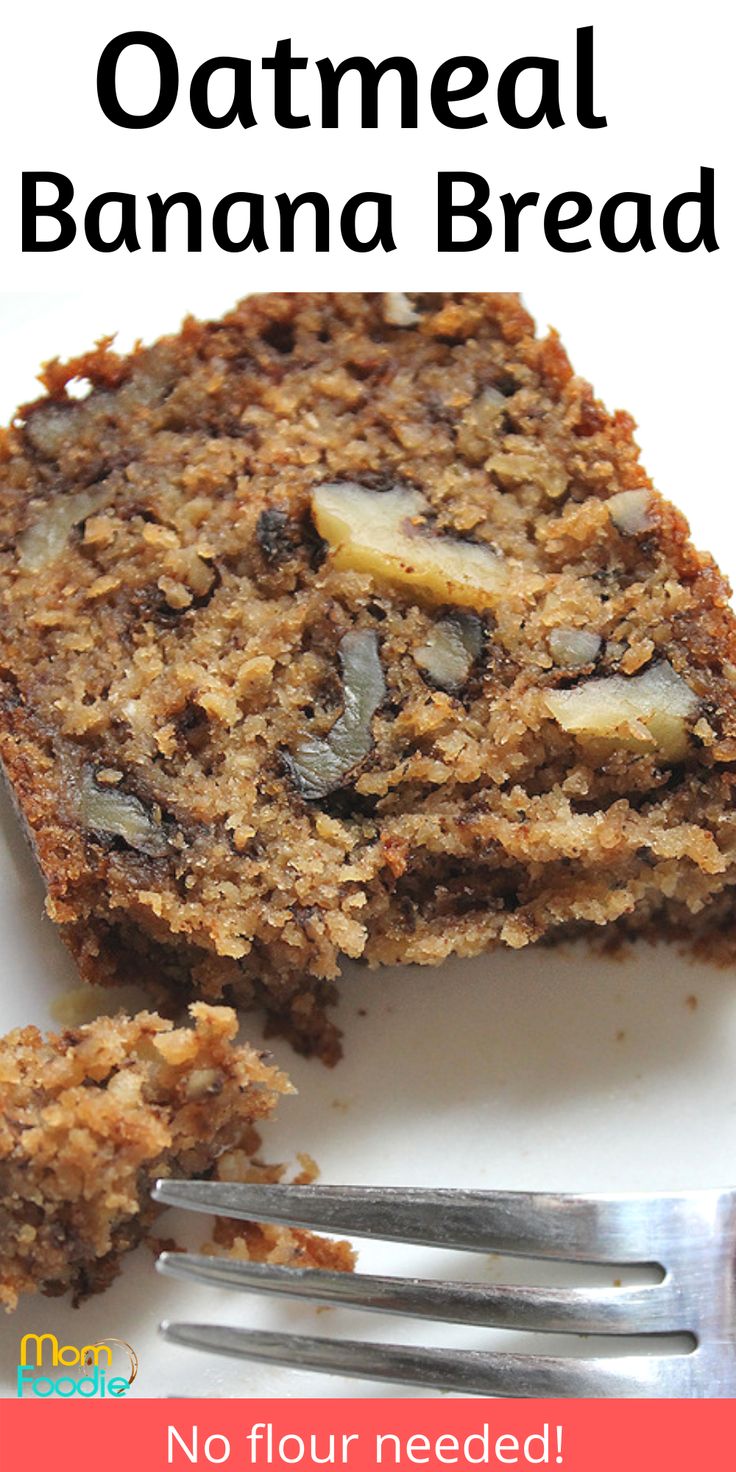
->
xmin=0 ymin=1003 xmax=294 ymax=1309
xmin=2 ymin=291 xmax=736 ymax=1062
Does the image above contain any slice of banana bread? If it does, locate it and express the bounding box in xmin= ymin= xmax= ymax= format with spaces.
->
xmin=1 ymin=292 xmax=736 ymax=1062
xmin=0 ymin=1003 xmax=292 ymax=1310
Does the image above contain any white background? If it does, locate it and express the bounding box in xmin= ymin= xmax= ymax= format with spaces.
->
xmin=1 ymin=0 xmax=735 ymax=1401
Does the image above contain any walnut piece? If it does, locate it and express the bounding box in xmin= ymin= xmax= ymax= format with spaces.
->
xmin=312 ymin=482 xmax=508 ymax=609
xmin=415 ymin=612 xmax=483 ymax=692
xmin=608 ymin=489 xmax=652 ymax=535
xmin=77 ymin=770 xmax=170 ymax=856
xmin=382 ymin=293 xmax=420 ymax=327
xmin=18 ymin=487 xmax=111 ymax=572
xmin=545 ymin=660 xmax=699 ymax=762
xmin=289 ymin=629 xmax=386 ymax=800
xmin=549 ymin=628 xmax=602 ymax=668
xmin=185 ymin=1067 xmax=223 ymax=1100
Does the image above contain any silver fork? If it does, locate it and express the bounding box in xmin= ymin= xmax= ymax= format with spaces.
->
xmin=152 ymin=1182 xmax=736 ymax=1397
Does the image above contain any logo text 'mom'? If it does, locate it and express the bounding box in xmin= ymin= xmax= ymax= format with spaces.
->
xmin=19 ymin=1334 xmax=113 ymax=1369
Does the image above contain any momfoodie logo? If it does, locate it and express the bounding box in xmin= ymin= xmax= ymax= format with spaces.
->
xmin=17 ymin=1333 xmax=138 ymax=1398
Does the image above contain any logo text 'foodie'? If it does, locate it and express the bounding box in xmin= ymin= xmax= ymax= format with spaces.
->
xmin=17 ymin=1332 xmax=138 ymax=1398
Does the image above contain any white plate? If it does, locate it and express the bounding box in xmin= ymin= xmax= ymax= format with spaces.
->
xmin=1 ymin=292 xmax=736 ymax=1400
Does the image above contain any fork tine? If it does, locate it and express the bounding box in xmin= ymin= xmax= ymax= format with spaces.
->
xmin=158 ymin=1321 xmax=697 ymax=1397
xmin=157 ymin=1253 xmax=680 ymax=1335
xmin=152 ymin=1181 xmax=714 ymax=1263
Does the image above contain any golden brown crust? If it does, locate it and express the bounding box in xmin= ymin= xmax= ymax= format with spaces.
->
xmin=1 ymin=292 xmax=736 ymax=1058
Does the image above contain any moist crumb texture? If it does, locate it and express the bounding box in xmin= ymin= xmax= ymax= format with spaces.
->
xmin=2 ymin=291 xmax=736 ymax=1062
xmin=0 ymin=1003 xmax=293 ymax=1309
xmin=202 ymin=1147 xmax=356 ymax=1272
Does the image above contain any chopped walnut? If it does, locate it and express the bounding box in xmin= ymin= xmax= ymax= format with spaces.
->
xmin=415 ymin=612 xmax=483 ymax=691
xmin=77 ymin=770 xmax=170 ymax=857
xmin=18 ymin=487 xmax=111 ymax=572
xmin=23 ymin=401 xmax=78 ymax=457
xmin=382 ymin=293 xmax=420 ymax=327
xmin=549 ymin=628 xmax=602 ymax=668
xmin=185 ymin=1068 xmax=224 ymax=1100
xmin=608 ymin=489 xmax=652 ymax=535
xmin=312 ymin=482 xmax=509 ymax=609
xmin=288 ymin=629 xmax=386 ymax=799
xmin=545 ymin=660 xmax=699 ymax=762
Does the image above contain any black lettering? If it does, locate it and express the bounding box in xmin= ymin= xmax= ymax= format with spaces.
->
xmin=97 ymin=31 xmax=178 ymax=128
xmin=662 ymin=167 xmax=718 ymax=253
xmin=599 ymin=193 xmax=654 ymax=252
xmin=22 ymin=172 xmax=76 ymax=251
xmin=497 ymin=55 xmax=563 ymax=129
xmin=437 ymin=172 xmax=491 ymax=251
xmin=500 ymin=191 xmax=539 ymax=250
xmin=148 ymin=192 xmax=202 ymax=251
xmin=190 ymin=57 xmax=256 ymax=129
xmin=544 ymin=192 xmax=593 ymax=251
xmin=212 ymin=193 xmax=267 ymax=252
xmin=340 ymin=192 xmax=396 ymax=252
xmin=576 ymin=26 xmax=606 ymax=128
xmin=430 ymin=56 xmax=488 ymax=128
xmin=84 ymin=193 xmax=140 ymax=253
xmin=262 ymin=39 xmax=309 ymax=128
xmin=317 ymin=55 xmax=417 ymax=127
xmin=277 ymin=192 xmax=330 ymax=250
